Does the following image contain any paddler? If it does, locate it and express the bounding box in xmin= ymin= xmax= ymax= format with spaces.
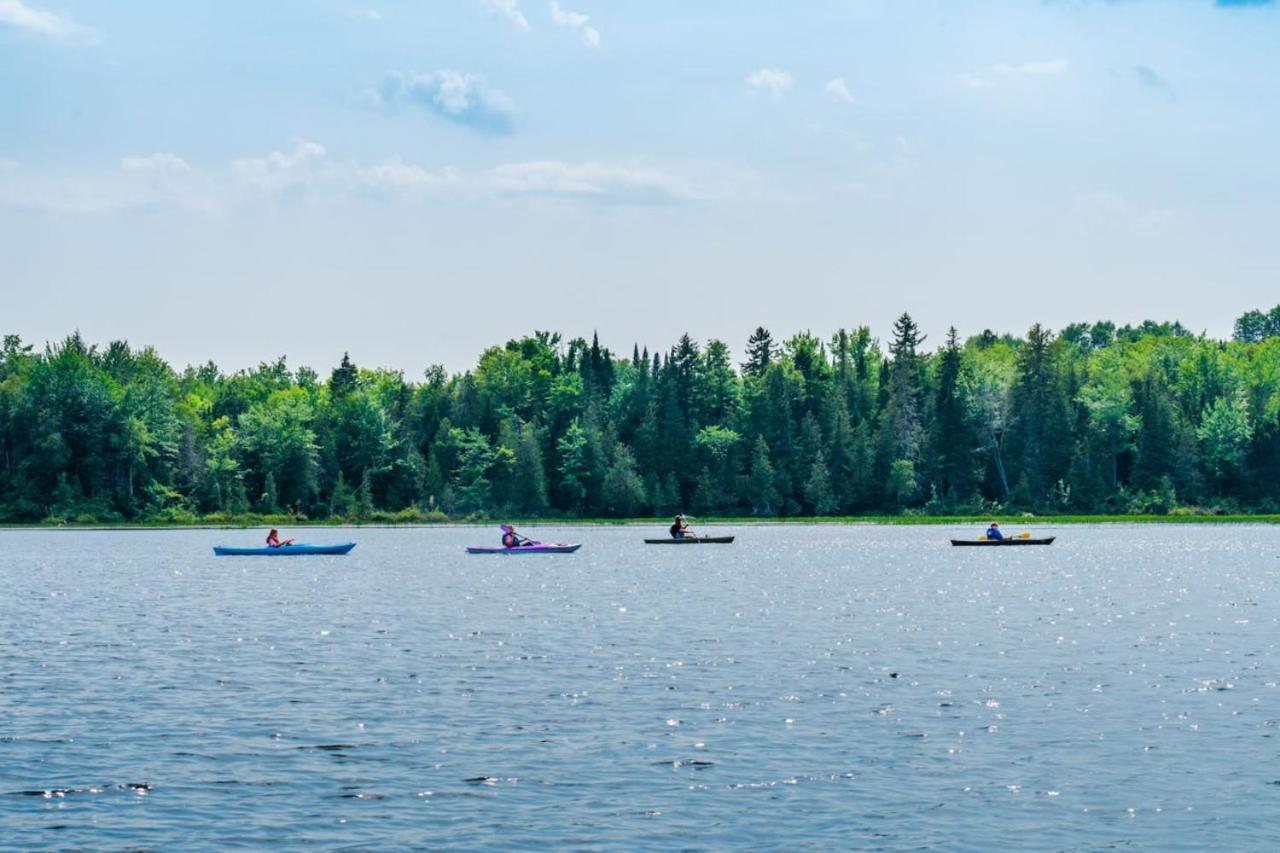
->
xmin=984 ymin=521 xmax=1003 ymax=541
xmin=501 ymin=524 xmax=530 ymax=548
xmin=266 ymin=528 xmax=295 ymax=548
xmin=669 ymin=514 xmax=695 ymax=540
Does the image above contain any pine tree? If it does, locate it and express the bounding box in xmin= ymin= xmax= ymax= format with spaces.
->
xmin=260 ymin=471 xmax=278 ymax=513
xmin=356 ymin=469 xmax=375 ymax=519
xmin=928 ymin=327 xmax=975 ymax=501
xmin=1007 ymin=324 xmax=1073 ymax=508
xmin=512 ymin=422 xmax=549 ymax=512
xmin=743 ymin=327 xmax=776 ymax=378
xmin=329 ymin=470 xmax=355 ymax=518
xmin=804 ymin=451 xmax=837 ymax=515
xmin=601 ymin=444 xmax=646 ymax=517
xmin=557 ymin=419 xmax=590 ymax=511
xmin=330 ymin=352 xmax=359 ymax=400
xmin=745 ymin=436 xmax=779 ymax=516
xmin=691 ymin=467 xmax=718 ymax=515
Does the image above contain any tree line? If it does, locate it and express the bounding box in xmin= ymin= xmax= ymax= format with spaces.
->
xmin=2 ymin=306 xmax=1279 ymax=524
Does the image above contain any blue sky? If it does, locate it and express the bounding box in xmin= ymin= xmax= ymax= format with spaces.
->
xmin=2 ymin=0 xmax=1278 ymax=372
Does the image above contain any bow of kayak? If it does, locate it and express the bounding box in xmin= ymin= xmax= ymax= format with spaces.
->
xmin=466 ymin=543 xmax=582 ymax=554
xmin=213 ymin=543 xmax=357 ymax=556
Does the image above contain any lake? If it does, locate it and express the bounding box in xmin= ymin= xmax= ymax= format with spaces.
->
xmin=2 ymin=524 xmax=1278 ymax=849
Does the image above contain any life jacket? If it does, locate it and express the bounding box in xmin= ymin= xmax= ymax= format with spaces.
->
xmin=503 ymin=533 xmax=518 ymax=548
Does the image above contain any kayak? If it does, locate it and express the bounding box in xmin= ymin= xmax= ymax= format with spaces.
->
xmin=213 ymin=543 xmax=356 ymax=556
xmin=466 ymin=543 xmax=582 ymax=554
xmin=643 ymin=536 xmax=735 ymax=544
xmin=950 ymin=537 xmax=1055 ymax=547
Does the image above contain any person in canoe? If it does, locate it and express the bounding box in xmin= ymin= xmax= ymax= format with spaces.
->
xmin=501 ymin=524 xmax=533 ymax=548
xmin=669 ymin=515 xmax=696 ymax=540
xmin=984 ymin=522 xmax=1003 ymax=541
xmin=266 ymin=528 xmax=295 ymax=548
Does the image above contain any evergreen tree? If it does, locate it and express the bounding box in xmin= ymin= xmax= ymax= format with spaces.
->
xmin=804 ymin=451 xmax=837 ymax=515
xmin=742 ymin=327 xmax=776 ymax=378
xmin=557 ymin=419 xmax=591 ymax=511
xmin=330 ymin=352 xmax=359 ymax=400
xmin=928 ymin=327 xmax=975 ymax=500
xmin=744 ymin=436 xmax=779 ymax=516
xmin=1006 ymin=324 xmax=1072 ymax=508
xmin=511 ymin=422 xmax=549 ymax=512
xmin=330 ymin=470 xmax=355 ymax=518
xmin=356 ymin=469 xmax=375 ymax=518
xmin=691 ymin=467 xmax=719 ymax=515
xmin=260 ymin=471 xmax=278 ymax=513
xmin=601 ymin=444 xmax=646 ymax=517
xmin=2 ymin=314 xmax=1279 ymax=523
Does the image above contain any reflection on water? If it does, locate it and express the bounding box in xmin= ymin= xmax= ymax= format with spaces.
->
xmin=2 ymin=525 xmax=1278 ymax=848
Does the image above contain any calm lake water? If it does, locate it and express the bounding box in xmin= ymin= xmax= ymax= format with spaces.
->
xmin=2 ymin=524 xmax=1279 ymax=850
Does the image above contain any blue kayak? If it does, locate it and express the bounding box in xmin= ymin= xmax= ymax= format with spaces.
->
xmin=212 ymin=543 xmax=356 ymax=556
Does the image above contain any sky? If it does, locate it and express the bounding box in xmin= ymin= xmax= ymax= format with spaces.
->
xmin=2 ymin=0 xmax=1278 ymax=374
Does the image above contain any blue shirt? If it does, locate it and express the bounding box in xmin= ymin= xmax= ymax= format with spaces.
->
xmin=986 ymin=527 xmax=1003 ymax=540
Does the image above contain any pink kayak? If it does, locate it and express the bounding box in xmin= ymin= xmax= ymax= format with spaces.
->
xmin=466 ymin=542 xmax=581 ymax=554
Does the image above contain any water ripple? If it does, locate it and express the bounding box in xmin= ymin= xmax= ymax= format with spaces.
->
xmin=2 ymin=524 xmax=1278 ymax=848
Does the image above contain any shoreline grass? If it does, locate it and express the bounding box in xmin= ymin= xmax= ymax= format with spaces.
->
xmin=1 ymin=513 xmax=1277 ymax=530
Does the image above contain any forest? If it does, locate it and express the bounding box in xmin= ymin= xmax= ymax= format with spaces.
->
xmin=2 ymin=306 xmax=1280 ymax=524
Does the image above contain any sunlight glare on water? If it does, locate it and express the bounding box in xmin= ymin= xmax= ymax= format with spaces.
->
xmin=2 ymin=525 xmax=1279 ymax=849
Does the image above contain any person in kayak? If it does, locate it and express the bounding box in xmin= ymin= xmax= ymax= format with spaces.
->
xmin=266 ymin=528 xmax=295 ymax=548
xmin=985 ymin=522 xmax=1003 ymax=541
xmin=670 ymin=515 xmax=695 ymax=540
xmin=501 ymin=524 xmax=532 ymax=548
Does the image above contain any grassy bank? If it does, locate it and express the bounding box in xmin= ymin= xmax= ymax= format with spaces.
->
xmin=2 ymin=513 xmax=1278 ymax=530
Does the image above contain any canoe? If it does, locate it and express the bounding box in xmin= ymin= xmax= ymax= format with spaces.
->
xmin=213 ymin=542 xmax=356 ymax=556
xmin=643 ymin=536 xmax=736 ymax=544
xmin=950 ymin=537 xmax=1055 ymax=547
xmin=466 ymin=543 xmax=582 ymax=554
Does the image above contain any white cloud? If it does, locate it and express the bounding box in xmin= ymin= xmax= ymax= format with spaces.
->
xmin=0 ymin=0 xmax=91 ymax=39
xmin=232 ymin=139 xmax=326 ymax=173
xmin=484 ymin=0 xmax=529 ymax=30
xmin=0 ymin=144 xmax=720 ymax=213
xmin=0 ymin=154 xmax=207 ymax=215
xmin=488 ymin=161 xmax=693 ymax=202
xmin=746 ymin=68 xmax=795 ymax=99
xmin=549 ymin=2 xmax=600 ymax=48
xmin=374 ymin=70 xmax=515 ymax=134
xmin=995 ymin=59 xmax=1069 ymax=77
xmin=229 ymin=139 xmax=330 ymax=197
xmin=960 ymin=59 xmax=1069 ymax=89
xmin=825 ymin=77 xmax=854 ymax=104
xmin=121 ymin=153 xmax=192 ymax=174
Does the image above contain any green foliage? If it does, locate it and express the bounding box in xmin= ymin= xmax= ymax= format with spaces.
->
xmin=602 ymin=444 xmax=646 ymax=516
xmin=2 ymin=309 xmax=1280 ymax=523
xmin=1197 ymin=391 xmax=1253 ymax=485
